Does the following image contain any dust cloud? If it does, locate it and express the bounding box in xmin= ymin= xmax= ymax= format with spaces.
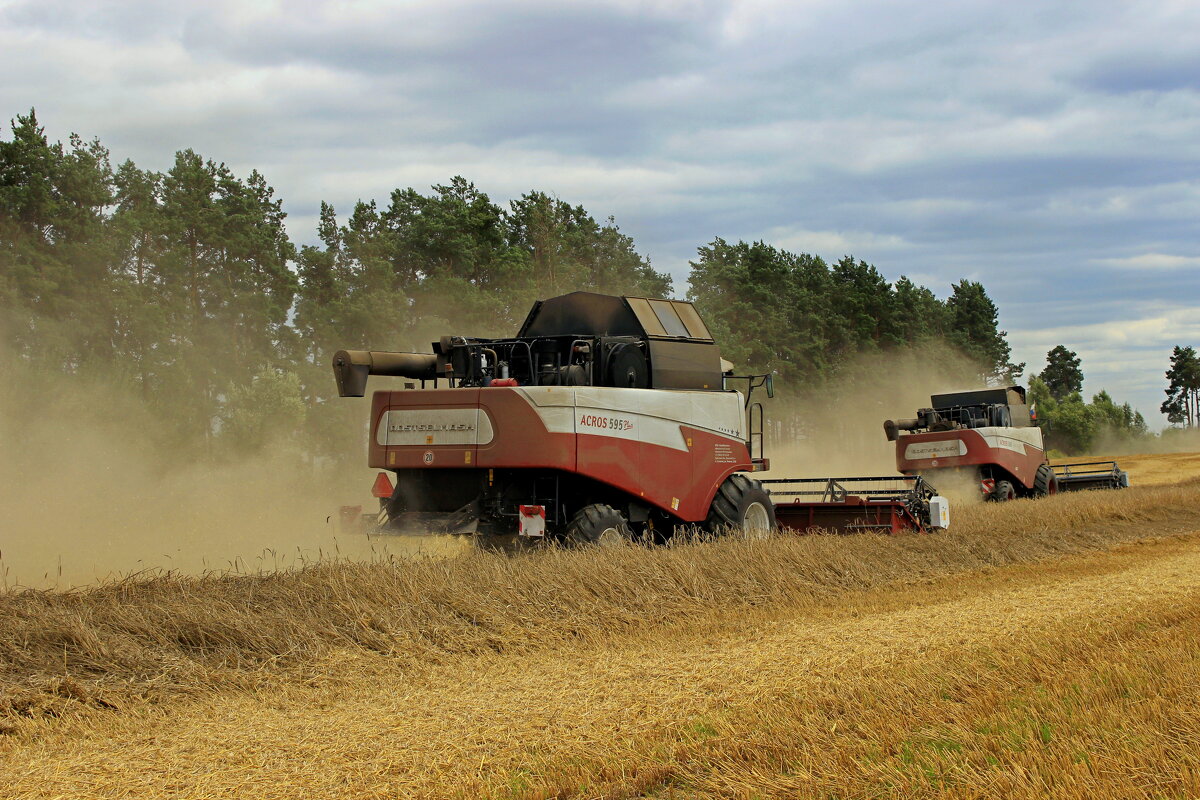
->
xmin=758 ymin=342 xmax=993 ymax=503
xmin=0 ymin=359 xmax=468 ymax=590
xmin=0 ymin=336 xmax=1094 ymax=589
xmin=1089 ymin=426 xmax=1200 ymax=458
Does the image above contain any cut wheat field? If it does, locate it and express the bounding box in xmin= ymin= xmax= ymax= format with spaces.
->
xmin=3 ymin=456 xmax=1200 ymax=799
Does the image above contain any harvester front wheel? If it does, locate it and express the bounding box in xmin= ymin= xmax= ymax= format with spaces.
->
xmin=707 ymin=475 xmax=776 ymax=538
xmin=1033 ymin=464 xmax=1058 ymax=498
xmin=988 ymin=479 xmax=1017 ymax=502
xmin=565 ymin=504 xmax=632 ymax=547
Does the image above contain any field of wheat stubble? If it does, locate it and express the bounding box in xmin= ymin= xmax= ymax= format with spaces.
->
xmin=2 ymin=454 xmax=1200 ymax=799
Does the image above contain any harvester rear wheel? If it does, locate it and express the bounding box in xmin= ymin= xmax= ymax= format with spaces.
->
xmin=1033 ymin=464 xmax=1058 ymax=498
xmin=565 ymin=504 xmax=632 ymax=547
xmin=706 ymin=475 xmax=776 ymax=538
xmin=988 ymin=479 xmax=1017 ymax=502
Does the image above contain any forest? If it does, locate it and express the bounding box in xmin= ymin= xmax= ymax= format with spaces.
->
xmin=0 ymin=109 xmax=1097 ymax=461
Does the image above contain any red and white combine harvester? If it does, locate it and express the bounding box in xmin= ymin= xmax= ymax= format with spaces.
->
xmin=332 ymin=292 xmax=949 ymax=545
xmin=883 ymin=386 xmax=1129 ymax=501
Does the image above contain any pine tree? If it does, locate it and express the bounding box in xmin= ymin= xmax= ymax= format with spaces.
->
xmin=687 ymin=239 xmax=803 ymax=378
xmin=946 ymin=280 xmax=1024 ymax=381
xmin=505 ymin=192 xmax=669 ymax=300
xmin=829 ymin=256 xmax=899 ymax=350
xmin=0 ymin=110 xmax=116 ymax=367
xmin=1162 ymin=345 xmax=1200 ymax=427
xmin=1039 ymin=345 xmax=1083 ymax=401
xmin=892 ymin=276 xmax=949 ymax=344
xmin=110 ymin=160 xmax=167 ymax=400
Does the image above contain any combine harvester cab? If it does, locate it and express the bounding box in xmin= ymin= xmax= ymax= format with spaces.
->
xmin=332 ymin=291 xmax=950 ymax=544
xmin=884 ymin=386 xmax=1128 ymax=501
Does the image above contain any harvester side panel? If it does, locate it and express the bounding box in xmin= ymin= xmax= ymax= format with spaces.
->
xmin=515 ymin=385 xmax=750 ymax=521
xmin=896 ymin=426 xmax=1045 ymax=490
xmin=370 ymin=385 xmax=750 ymax=522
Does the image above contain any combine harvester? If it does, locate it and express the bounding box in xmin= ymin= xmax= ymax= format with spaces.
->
xmin=883 ymin=386 xmax=1129 ymax=501
xmin=331 ymin=291 xmax=949 ymax=545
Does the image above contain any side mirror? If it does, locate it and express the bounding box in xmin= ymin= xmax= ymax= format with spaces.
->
xmin=765 ymin=374 xmax=775 ymax=399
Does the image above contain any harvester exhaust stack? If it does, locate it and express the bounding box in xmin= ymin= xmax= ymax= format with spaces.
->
xmin=883 ymin=418 xmax=920 ymax=441
xmin=333 ymin=350 xmax=439 ymax=397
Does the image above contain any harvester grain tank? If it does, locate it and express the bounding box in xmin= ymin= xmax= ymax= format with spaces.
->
xmin=332 ymin=291 xmax=950 ymax=542
xmin=883 ymin=386 xmax=1128 ymax=500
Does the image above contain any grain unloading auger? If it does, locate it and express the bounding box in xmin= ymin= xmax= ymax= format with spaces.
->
xmin=332 ymin=291 xmax=949 ymax=544
xmin=883 ymin=386 xmax=1129 ymax=501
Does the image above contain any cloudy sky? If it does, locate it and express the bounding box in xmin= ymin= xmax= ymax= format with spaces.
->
xmin=3 ymin=0 xmax=1198 ymax=423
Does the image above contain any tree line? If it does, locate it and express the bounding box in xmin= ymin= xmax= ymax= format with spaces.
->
xmin=3 ymin=110 xmax=1024 ymax=462
xmin=685 ymin=238 xmax=1023 ymax=387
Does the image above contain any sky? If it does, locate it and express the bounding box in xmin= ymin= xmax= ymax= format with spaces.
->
xmin=2 ymin=0 xmax=1199 ymax=425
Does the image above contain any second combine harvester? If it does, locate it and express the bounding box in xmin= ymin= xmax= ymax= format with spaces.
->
xmin=883 ymin=386 xmax=1130 ymax=500
xmin=333 ymin=291 xmax=948 ymax=545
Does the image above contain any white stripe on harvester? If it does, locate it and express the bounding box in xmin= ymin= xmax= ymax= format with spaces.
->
xmin=513 ymin=386 xmax=746 ymax=452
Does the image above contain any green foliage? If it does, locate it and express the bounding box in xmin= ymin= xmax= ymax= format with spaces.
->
xmin=1039 ymin=345 xmax=1083 ymax=401
xmin=946 ymin=280 xmax=1024 ymax=382
xmin=1 ymin=114 xmax=297 ymax=451
xmin=1049 ymin=395 xmax=1096 ymax=454
xmin=686 ymin=239 xmax=819 ymax=380
xmin=0 ymin=109 xmax=116 ymax=363
xmin=893 ymin=276 xmax=951 ymax=344
xmin=218 ymin=369 xmax=306 ymax=453
xmin=506 ymin=190 xmax=669 ymax=300
xmin=1091 ymin=390 xmax=1148 ymax=438
xmin=686 ymin=239 xmax=1015 ymax=386
xmin=1028 ymin=377 xmax=1148 ymax=454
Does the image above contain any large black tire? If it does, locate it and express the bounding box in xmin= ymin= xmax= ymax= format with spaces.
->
xmin=706 ymin=475 xmax=776 ymax=537
xmin=1033 ymin=464 xmax=1058 ymax=498
xmin=988 ymin=479 xmax=1017 ymax=502
xmin=564 ymin=503 xmax=632 ymax=546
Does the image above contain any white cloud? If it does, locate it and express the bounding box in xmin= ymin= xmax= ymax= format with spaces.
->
xmin=1093 ymin=253 xmax=1200 ymax=270
xmin=762 ymin=226 xmax=911 ymax=260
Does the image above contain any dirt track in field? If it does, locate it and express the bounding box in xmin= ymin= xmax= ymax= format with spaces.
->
xmin=4 ymin=526 xmax=1199 ymax=798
